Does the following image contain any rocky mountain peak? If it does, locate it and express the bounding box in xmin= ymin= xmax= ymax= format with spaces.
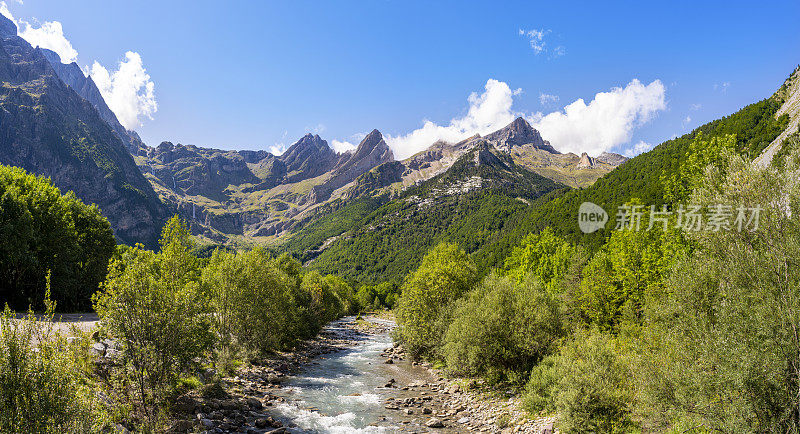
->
xmin=280 ymin=133 xmax=338 ymax=182
xmin=484 ymin=117 xmax=558 ymax=153
xmin=0 ymin=13 xmax=16 ymax=38
xmin=576 ymin=152 xmax=595 ymax=168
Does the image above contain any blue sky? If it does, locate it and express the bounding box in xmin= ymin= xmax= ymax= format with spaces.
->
xmin=2 ymin=0 xmax=799 ymax=158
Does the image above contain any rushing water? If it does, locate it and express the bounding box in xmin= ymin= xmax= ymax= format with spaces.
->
xmin=269 ymin=317 xmax=401 ymax=433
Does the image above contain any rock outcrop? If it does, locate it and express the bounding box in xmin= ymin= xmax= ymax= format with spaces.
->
xmin=39 ymin=48 xmax=147 ymax=156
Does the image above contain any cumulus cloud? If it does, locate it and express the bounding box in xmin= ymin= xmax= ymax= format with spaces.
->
xmin=90 ymin=51 xmax=157 ymax=130
xmin=0 ymin=2 xmax=78 ymax=63
xmin=382 ymin=78 xmax=666 ymax=159
xmin=331 ymin=140 xmax=356 ymax=153
xmin=385 ymin=79 xmax=523 ymax=159
xmin=623 ymin=141 xmax=653 ymax=157
xmin=269 ymin=143 xmax=287 ymax=155
xmin=531 ymin=79 xmax=666 ymax=156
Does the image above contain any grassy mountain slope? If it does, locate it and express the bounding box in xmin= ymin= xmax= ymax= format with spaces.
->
xmin=287 ymin=144 xmax=566 ymax=283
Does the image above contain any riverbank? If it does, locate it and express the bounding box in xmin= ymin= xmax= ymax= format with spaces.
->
xmin=174 ymin=314 xmax=557 ymax=433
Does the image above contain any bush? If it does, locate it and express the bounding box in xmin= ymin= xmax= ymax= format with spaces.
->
xmin=442 ymin=274 xmax=562 ymax=383
xmin=93 ymin=216 xmax=213 ymax=429
xmin=523 ymin=329 xmax=636 ymax=433
xmin=0 ymin=304 xmax=95 ymax=433
xmin=504 ymin=227 xmax=574 ymax=292
xmin=395 ymin=243 xmax=479 ymax=359
xmin=301 ymin=271 xmax=346 ymax=324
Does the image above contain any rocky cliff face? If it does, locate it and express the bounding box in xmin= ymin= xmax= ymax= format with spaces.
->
xmin=281 ymin=134 xmax=339 ymax=182
xmin=0 ymin=14 xmax=165 ymax=246
xmin=310 ymin=130 xmax=394 ymax=202
xmin=39 ymin=48 xmax=147 ymax=156
xmin=576 ymin=152 xmax=595 ymax=168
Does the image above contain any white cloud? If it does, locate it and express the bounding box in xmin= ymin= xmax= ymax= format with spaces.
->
xmin=0 ymin=2 xmax=13 ymax=20
xmin=269 ymin=143 xmax=287 ymax=155
xmin=519 ymin=28 xmax=565 ymax=58
xmin=382 ymin=78 xmax=666 ymax=159
xmin=519 ymin=28 xmax=549 ymax=54
xmin=385 ymin=79 xmax=521 ymax=159
xmin=539 ymin=93 xmax=559 ymax=106
xmin=683 ymin=115 xmax=692 ymax=125
xmin=623 ymin=141 xmax=653 ymax=157
xmin=690 ymin=103 xmax=702 ymax=111
xmin=0 ymin=2 xmax=78 ymax=63
xmin=331 ymin=140 xmax=357 ymax=153
xmin=19 ymin=20 xmax=77 ymax=63
xmin=90 ymin=51 xmax=157 ymax=130
xmin=714 ymin=82 xmax=730 ymax=93
xmin=531 ymin=79 xmax=666 ymax=156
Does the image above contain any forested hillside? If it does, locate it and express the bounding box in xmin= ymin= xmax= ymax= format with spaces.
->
xmin=291 ymin=144 xmax=566 ymax=283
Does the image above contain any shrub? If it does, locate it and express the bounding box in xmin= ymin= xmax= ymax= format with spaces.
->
xmin=0 ymin=304 xmax=95 ymax=433
xmin=523 ymin=329 xmax=636 ymax=433
xmin=93 ymin=216 xmax=213 ymax=429
xmin=395 ymin=243 xmax=479 ymax=359
xmin=442 ymin=274 xmax=562 ymax=383
xmin=205 ymin=248 xmax=298 ymax=354
xmin=301 ymin=271 xmax=345 ymax=324
xmin=504 ymin=227 xmax=574 ymax=293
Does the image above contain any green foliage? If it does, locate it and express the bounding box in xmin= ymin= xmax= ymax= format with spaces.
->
xmin=442 ymin=274 xmax=562 ymax=383
xmin=661 ymin=133 xmax=735 ymax=203
xmin=0 ymin=165 xmax=116 ymax=311
xmin=92 ymin=216 xmax=213 ymax=429
xmin=355 ymin=281 xmax=399 ymax=310
xmin=503 ymin=227 xmax=575 ymax=292
xmin=0 ymin=304 xmax=96 ymax=433
xmin=202 ymin=248 xmax=356 ymax=361
xmin=395 ymin=243 xmax=479 ymax=358
xmin=578 ymin=223 xmax=689 ymax=331
xmin=636 ymin=150 xmax=800 ymax=432
xmin=523 ymin=329 xmax=636 ymax=433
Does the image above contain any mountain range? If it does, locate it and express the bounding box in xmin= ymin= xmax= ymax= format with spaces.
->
xmin=1 ymin=11 xmax=797 ymax=276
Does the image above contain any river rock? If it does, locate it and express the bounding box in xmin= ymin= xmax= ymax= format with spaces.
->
xmin=425 ymin=417 xmax=445 ymax=428
xmin=246 ymin=397 xmax=263 ymax=409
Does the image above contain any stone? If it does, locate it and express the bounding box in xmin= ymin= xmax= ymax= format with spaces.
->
xmin=542 ymin=422 xmax=554 ymax=434
xmin=200 ymin=419 xmax=214 ymax=428
xmin=384 ymin=358 xmax=393 ymax=364
xmin=405 ymin=409 xmax=414 ymax=415
xmin=166 ymin=420 xmax=194 ymax=432
xmin=422 ymin=407 xmax=432 ymax=415
xmin=174 ymin=395 xmax=197 ymax=413
xmin=425 ymin=417 xmax=445 ymax=428
xmin=246 ymin=397 xmax=263 ymax=409
xmin=458 ymin=417 xmax=470 ymax=424
xmin=91 ymin=342 xmax=106 ymax=356
xmin=255 ymin=418 xmax=268 ymax=428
